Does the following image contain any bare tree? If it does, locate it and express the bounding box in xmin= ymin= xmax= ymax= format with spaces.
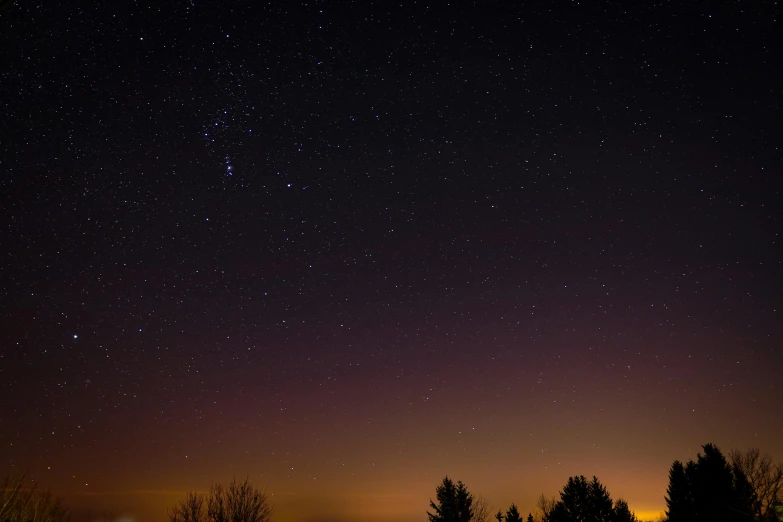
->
xmin=170 ymin=478 xmax=273 ymax=522
xmin=0 ymin=474 xmax=69 ymax=522
xmin=169 ymin=491 xmax=205 ymax=522
xmin=730 ymin=448 xmax=783 ymax=522
xmin=534 ymin=494 xmax=556 ymax=522
xmin=471 ymin=495 xmax=493 ymax=522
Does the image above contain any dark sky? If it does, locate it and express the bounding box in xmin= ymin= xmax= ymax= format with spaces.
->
xmin=1 ymin=1 xmax=781 ymax=521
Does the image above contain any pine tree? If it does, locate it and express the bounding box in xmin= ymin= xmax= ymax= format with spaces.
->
xmin=665 ymin=460 xmax=694 ymax=522
xmin=691 ymin=443 xmax=750 ymax=522
xmin=548 ymin=476 xmax=614 ymax=522
xmin=611 ymin=499 xmax=638 ymax=522
xmin=428 ymin=477 xmax=474 ymax=522
xmin=505 ymin=504 xmax=522 ymax=522
xmin=456 ymin=481 xmax=474 ymax=522
xmin=665 ymin=443 xmax=756 ymax=522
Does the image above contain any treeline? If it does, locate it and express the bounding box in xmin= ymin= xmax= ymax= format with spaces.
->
xmin=428 ymin=443 xmax=783 ymax=522
xmin=0 ymin=476 xmax=273 ymax=522
xmin=429 ymin=475 xmax=639 ymax=522
xmin=3 ymin=443 xmax=781 ymax=522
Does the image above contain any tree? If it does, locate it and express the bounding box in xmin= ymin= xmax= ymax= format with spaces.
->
xmin=664 ymin=443 xmax=755 ymax=522
xmin=472 ymin=495 xmax=493 ymax=522
xmin=730 ymin=448 xmax=783 ymax=522
xmin=547 ymin=476 xmax=614 ymax=522
xmin=428 ymin=476 xmax=474 ymax=522
xmin=169 ymin=491 xmax=205 ymax=522
xmin=611 ymin=499 xmax=638 ymax=522
xmin=692 ymin=443 xmax=747 ymax=520
xmin=665 ymin=461 xmax=694 ymax=522
xmin=505 ymin=504 xmax=522 ymax=522
xmin=495 ymin=510 xmax=504 ymax=522
xmin=536 ymin=494 xmax=556 ymax=522
xmin=733 ymin=465 xmax=757 ymax=522
xmin=692 ymin=443 xmax=755 ymax=522
xmin=209 ymin=478 xmax=273 ymax=522
xmin=169 ymin=477 xmax=273 ymax=522
xmin=527 ymin=514 xmax=535 ymax=522
xmin=0 ymin=474 xmax=69 ymax=522
xmin=545 ymin=476 xmax=640 ymax=522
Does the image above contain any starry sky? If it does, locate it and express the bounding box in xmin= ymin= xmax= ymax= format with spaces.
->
xmin=1 ymin=1 xmax=781 ymax=521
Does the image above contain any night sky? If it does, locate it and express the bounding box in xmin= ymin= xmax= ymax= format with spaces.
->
xmin=1 ymin=1 xmax=781 ymax=522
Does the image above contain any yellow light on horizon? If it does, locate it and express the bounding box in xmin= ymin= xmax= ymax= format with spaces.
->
xmin=633 ymin=510 xmax=665 ymax=522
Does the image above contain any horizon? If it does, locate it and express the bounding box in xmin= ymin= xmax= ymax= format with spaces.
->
xmin=17 ymin=478 xmax=671 ymax=522
xmin=12 ymin=440 xmax=777 ymax=522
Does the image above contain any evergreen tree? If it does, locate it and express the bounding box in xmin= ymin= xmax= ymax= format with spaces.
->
xmin=495 ymin=511 xmax=503 ymax=522
xmin=428 ymin=477 xmax=474 ymax=522
xmin=665 ymin=443 xmax=756 ymax=522
xmin=505 ymin=504 xmax=522 ymax=522
xmin=611 ymin=499 xmax=638 ymax=522
xmin=456 ymin=481 xmax=474 ymax=522
xmin=691 ymin=443 xmax=752 ymax=522
xmin=526 ymin=514 xmax=534 ymax=522
xmin=547 ymin=476 xmax=614 ymax=522
xmin=665 ymin=460 xmax=694 ymax=522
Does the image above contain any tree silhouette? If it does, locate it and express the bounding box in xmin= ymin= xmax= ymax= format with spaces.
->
xmin=611 ymin=499 xmax=638 ymax=522
xmin=0 ymin=474 xmax=69 ymax=522
xmin=692 ymin=443 xmax=743 ymax=520
xmin=665 ymin=461 xmax=694 ymax=521
xmin=664 ymin=443 xmax=755 ymax=522
xmin=495 ymin=510 xmax=504 ymax=522
xmin=536 ymin=494 xmax=556 ymax=521
xmin=471 ymin=495 xmax=493 ymax=522
xmin=693 ymin=443 xmax=755 ymax=521
xmin=169 ymin=477 xmax=273 ymax=522
xmin=428 ymin=476 xmax=474 ymax=522
xmin=169 ymin=491 xmax=205 ymax=522
xmin=730 ymin=448 xmax=783 ymax=522
xmin=544 ymin=476 xmax=641 ymax=522
xmin=546 ymin=475 xmax=614 ymax=522
xmin=505 ymin=504 xmax=522 ymax=522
